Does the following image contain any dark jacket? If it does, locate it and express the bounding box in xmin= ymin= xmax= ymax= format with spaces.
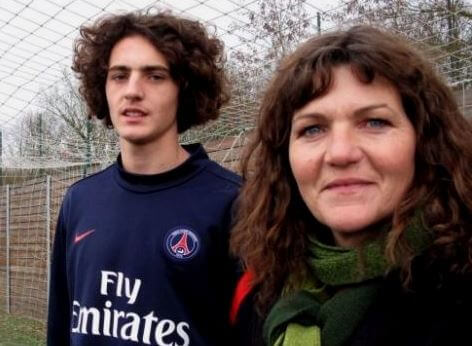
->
xmin=232 ymin=261 xmax=472 ymax=346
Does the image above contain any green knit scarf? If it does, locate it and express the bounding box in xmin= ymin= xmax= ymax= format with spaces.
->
xmin=263 ymin=216 xmax=431 ymax=346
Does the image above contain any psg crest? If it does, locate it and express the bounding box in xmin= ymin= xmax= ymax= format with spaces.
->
xmin=164 ymin=227 xmax=200 ymax=260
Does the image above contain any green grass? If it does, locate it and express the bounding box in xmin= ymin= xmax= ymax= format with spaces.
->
xmin=0 ymin=311 xmax=45 ymax=346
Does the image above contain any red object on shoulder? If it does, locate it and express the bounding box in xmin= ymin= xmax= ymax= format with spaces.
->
xmin=230 ymin=270 xmax=254 ymax=325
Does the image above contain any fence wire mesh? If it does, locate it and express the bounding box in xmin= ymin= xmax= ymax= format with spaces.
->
xmin=0 ymin=0 xmax=471 ymax=344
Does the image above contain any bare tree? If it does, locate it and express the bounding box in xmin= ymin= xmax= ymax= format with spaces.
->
xmin=229 ymin=0 xmax=317 ymax=99
xmin=8 ymin=71 xmax=118 ymax=167
xmin=329 ymin=0 xmax=472 ymax=85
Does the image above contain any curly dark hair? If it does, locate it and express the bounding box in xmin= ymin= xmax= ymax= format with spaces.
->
xmin=230 ymin=25 xmax=472 ymax=313
xmin=72 ymin=9 xmax=229 ymax=133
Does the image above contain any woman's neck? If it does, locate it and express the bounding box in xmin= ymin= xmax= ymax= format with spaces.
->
xmin=331 ymin=217 xmax=391 ymax=249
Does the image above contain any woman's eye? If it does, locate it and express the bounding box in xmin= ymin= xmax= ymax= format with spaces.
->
xmin=365 ymin=118 xmax=389 ymax=128
xmin=301 ymin=125 xmax=323 ymax=137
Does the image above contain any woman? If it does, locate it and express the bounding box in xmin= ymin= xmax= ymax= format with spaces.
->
xmin=230 ymin=25 xmax=472 ymax=346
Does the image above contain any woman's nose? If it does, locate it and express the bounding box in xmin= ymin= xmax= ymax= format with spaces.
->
xmin=324 ymin=127 xmax=363 ymax=167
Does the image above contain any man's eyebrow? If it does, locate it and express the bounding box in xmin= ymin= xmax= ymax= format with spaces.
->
xmin=107 ymin=65 xmax=170 ymax=73
xmin=141 ymin=65 xmax=170 ymax=73
xmin=108 ymin=65 xmax=130 ymax=72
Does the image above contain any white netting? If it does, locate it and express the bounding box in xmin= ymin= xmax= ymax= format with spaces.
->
xmin=0 ymin=0 xmax=471 ymax=343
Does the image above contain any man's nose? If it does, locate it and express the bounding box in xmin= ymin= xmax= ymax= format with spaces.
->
xmin=124 ymin=75 xmax=144 ymax=100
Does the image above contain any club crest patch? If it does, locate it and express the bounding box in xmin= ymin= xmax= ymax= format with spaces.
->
xmin=164 ymin=227 xmax=200 ymax=260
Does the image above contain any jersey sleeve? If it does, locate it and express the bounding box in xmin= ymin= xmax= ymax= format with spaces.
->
xmin=47 ymin=197 xmax=71 ymax=345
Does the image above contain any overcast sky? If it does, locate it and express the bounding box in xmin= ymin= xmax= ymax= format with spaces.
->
xmin=2 ymin=0 xmax=470 ymax=136
xmin=0 ymin=0 xmax=338 ymax=132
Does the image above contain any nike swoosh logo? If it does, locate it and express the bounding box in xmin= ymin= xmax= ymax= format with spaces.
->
xmin=74 ymin=229 xmax=96 ymax=244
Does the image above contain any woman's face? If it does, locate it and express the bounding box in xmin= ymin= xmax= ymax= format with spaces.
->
xmin=289 ymin=65 xmax=416 ymax=248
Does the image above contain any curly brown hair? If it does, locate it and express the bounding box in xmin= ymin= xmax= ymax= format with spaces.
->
xmin=230 ymin=25 xmax=472 ymax=313
xmin=72 ymin=9 xmax=229 ymax=133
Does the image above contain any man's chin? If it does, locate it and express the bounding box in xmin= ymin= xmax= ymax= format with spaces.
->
xmin=119 ymin=134 xmax=155 ymax=146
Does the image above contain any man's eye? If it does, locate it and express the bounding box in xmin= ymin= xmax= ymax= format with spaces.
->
xmin=149 ymin=74 xmax=165 ymax=81
xmin=110 ymin=73 xmax=127 ymax=81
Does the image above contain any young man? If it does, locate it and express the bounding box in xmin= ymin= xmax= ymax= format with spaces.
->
xmin=47 ymin=11 xmax=240 ymax=346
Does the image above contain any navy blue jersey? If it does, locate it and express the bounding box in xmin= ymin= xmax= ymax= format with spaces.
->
xmin=47 ymin=144 xmax=241 ymax=346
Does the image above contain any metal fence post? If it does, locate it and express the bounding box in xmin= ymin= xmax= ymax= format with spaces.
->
xmin=463 ymin=83 xmax=466 ymax=114
xmin=46 ymin=176 xmax=51 ymax=311
xmin=5 ymin=184 xmax=10 ymax=313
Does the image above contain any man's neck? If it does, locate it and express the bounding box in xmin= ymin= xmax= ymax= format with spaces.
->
xmin=119 ymin=138 xmax=190 ymax=175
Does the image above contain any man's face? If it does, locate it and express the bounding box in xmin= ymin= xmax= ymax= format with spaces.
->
xmin=105 ymin=35 xmax=179 ymax=146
